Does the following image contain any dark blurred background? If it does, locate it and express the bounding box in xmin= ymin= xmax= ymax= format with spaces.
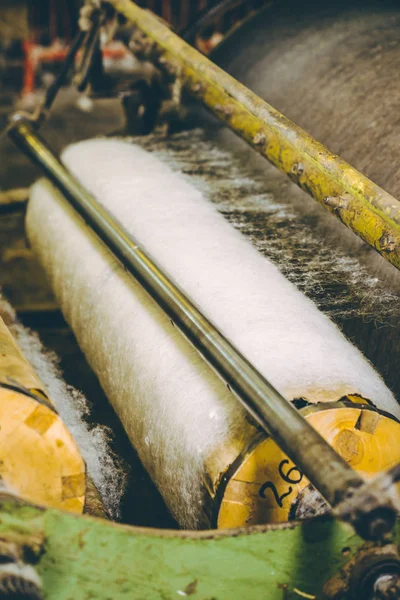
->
xmin=0 ymin=0 xmax=266 ymax=100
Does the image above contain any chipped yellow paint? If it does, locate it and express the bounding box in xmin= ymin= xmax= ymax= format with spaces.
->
xmin=110 ymin=0 xmax=400 ymax=270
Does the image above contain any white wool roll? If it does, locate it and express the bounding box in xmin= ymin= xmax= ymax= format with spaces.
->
xmin=27 ymin=139 xmax=399 ymax=528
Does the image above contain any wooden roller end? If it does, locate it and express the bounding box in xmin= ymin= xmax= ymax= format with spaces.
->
xmin=0 ymin=386 xmax=85 ymax=513
xmin=215 ymin=399 xmax=400 ymax=528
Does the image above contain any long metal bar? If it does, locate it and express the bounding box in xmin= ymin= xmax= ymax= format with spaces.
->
xmin=179 ymin=0 xmax=247 ymax=42
xmin=109 ymin=0 xmax=400 ymax=271
xmin=9 ymin=114 xmax=367 ymax=519
xmin=74 ymin=10 xmax=104 ymax=92
xmin=34 ymin=29 xmax=87 ymax=124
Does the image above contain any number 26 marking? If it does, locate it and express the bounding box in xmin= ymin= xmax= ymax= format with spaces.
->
xmin=259 ymin=460 xmax=303 ymax=507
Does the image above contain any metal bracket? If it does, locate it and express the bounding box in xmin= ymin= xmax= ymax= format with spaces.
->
xmin=0 ymin=492 xmax=398 ymax=599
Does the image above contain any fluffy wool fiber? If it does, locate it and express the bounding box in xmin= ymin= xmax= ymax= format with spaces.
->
xmin=27 ymin=139 xmax=400 ymax=528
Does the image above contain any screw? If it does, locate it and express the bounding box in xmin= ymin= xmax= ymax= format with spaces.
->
xmin=252 ymin=131 xmax=266 ymax=146
xmin=379 ymin=233 xmax=397 ymax=253
xmin=0 ymin=542 xmax=43 ymax=599
xmin=323 ymin=195 xmax=348 ymax=212
xmin=372 ymin=573 xmax=400 ymax=599
xmin=368 ymin=517 xmax=395 ymax=541
xmin=291 ymin=162 xmax=305 ymax=176
xmin=355 ymin=508 xmax=397 ymax=542
xmin=0 ymin=555 xmax=43 ymax=599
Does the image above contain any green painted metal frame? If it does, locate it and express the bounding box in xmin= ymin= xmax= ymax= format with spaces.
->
xmin=1 ymin=494 xmax=395 ymax=599
xmin=109 ymin=0 xmax=400 ymax=271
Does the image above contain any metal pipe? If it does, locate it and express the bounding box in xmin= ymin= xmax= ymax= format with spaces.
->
xmin=34 ymin=29 xmax=87 ymax=125
xmin=179 ymin=0 xmax=253 ymax=43
xmin=108 ymin=0 xmax=400 ymax=272
xmin=74 ymin=10 xmax=103 ymax=92
xmin=8 ymin=114 xmax=369 ymax=517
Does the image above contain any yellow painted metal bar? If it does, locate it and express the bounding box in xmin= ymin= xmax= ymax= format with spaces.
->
xmin=109 ymin=0 xmax=400 ymax=270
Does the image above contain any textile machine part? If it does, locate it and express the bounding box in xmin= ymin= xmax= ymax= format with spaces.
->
xmin=1 ymin=1 xmax=400 ymax=598
xmin=6 ymin=113 xmax=400 ymax=546
xmin=23 ymin=135 xmax=400 ymax=532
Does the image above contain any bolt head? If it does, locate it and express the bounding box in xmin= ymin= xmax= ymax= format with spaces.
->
xmin=253 ymin=132 xmax=266 ymax=146
xmin=373 ymin=573 xmax=400 ymax=600
xmin=379 ymin=233 xmax=397 ymax=253
xmin=291 ymin=162 xmax=305 ymax=176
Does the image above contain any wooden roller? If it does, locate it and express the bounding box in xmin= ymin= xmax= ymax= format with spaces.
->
xmin=26 ymin=138 xmax=400 ymax=529
xmin=0 ymin=314 xmax=86 ymax=513
xmin=212 ymin=397 xmax=400 ymax=527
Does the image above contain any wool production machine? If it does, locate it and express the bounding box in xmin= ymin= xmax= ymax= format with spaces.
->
xmin=1 ymin=0 xmax=400 ymax=598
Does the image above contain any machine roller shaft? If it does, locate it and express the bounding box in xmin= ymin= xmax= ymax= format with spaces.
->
xmin=8 ymin=113 xmax=398 ymax=540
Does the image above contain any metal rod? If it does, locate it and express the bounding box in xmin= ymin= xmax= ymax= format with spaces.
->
xmin=108 ymin=0 xmax=400 ymax=271
xmin=34 ymin=29 xmax=87 ymax=125
xmin=179 ymin=0 xmax=252 ymax=43
xmin=8 ymin=114 xmax=365 ymax=514
xmin=74 ymin=10 xmax=103 ymax=92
